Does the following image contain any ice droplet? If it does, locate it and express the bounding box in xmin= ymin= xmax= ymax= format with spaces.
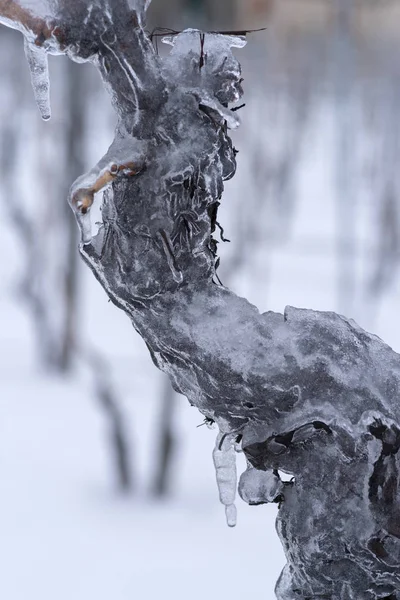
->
xmin=213 ymin=432 xmax=237 ymax=527
xmin=24 ymin=40 xmax=51 ymax=121
xmin=238 ymin=465 xmax=284 ymax=505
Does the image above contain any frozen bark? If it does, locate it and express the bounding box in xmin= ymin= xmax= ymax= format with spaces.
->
xmin=1 ymin=1 xmax=400 ymax=598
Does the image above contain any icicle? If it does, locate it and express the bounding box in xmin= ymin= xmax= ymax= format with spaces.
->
xmin=24 ymin=40 xmax=51 ymax=121
xmin=213 ymin=432 xmax=237 ymax=527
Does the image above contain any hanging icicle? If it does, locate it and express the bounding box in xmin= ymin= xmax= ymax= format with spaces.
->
xmin=213 ymin=431 xmax=238 ymax=528
xmin=24 ymin=40 xmax=51 ymax=121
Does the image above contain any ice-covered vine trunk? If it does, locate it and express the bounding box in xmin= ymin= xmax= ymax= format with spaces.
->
xmin=1 ymin=1 xmax=400 ymax=598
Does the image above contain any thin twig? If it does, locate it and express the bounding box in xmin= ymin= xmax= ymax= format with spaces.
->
xmin=149 ymin=27 xmax=267 ymax=41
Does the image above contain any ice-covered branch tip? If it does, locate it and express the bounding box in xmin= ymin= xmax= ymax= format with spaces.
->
xmin=0 ymin=0 xmax=159 ymax=121
xmin=69 ymin=137 xmax=147 ymax=245
xmin=0 ymin=0 xmax=52 ymax=40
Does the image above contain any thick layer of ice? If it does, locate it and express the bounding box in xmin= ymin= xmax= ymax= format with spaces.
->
xmin=238 ymin=465 xmax=283 ymax=506
xmin=163 ymin=30 xmax=246 ymax=129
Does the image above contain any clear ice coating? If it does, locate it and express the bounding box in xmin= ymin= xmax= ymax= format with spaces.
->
xmin=213 ymin=432 xmax=238 ymax=528
xmin=238 ymin=464 xmax=283 ymax=505
xmin=68 ymin=137 xmax=148 ymax=244
xmin=129 ymin=0 xmax=152 ymax=17
xmin=24 ymin=40 xmax=51 ymax=121
xmin=162 ymin=30 xmax=246 ymax=131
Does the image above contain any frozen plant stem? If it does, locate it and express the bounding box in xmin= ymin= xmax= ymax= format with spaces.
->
xmin=1 ymin=1 xmax=400 ymax=598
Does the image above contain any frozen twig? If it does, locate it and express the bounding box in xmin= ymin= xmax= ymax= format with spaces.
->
xmin=0 ymin=0 xmax=52 ymax=40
